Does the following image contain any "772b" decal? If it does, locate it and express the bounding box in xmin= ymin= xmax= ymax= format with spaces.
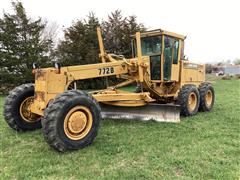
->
xmin=98 ymin=67 xmax=114 ymax=75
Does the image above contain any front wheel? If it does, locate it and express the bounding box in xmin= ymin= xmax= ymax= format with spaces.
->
xmin=3 ymin=83 xmax=42 ymax=131
xmin=42 ymin=90 xmax=101 ymax=152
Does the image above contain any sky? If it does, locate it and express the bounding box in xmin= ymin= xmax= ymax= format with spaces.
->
xmin=1 ymin=0 xmax=239 ymax=63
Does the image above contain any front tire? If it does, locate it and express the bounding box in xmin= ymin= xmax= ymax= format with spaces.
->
xmin=42 ymin=90 xmax=101 ymax=152
xmin=177 ymin=85 xmax=200 ymax=116
xmin=3 ymin=83 xmax=42 ymax=131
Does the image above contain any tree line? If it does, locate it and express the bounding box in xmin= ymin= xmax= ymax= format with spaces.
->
xmin=0 ymin=1 xmax=145 ymax=93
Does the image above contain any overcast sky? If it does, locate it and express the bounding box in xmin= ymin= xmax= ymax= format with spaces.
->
xmin=1 ymin=0 xmax=239 ymax=63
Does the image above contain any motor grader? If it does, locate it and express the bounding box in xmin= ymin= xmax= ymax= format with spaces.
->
xmin=3 ymin=27 xmax=215 ymax=152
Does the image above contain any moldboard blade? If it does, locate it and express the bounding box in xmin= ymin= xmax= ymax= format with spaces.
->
xmin=100 ymin=103 xmax=180 ymax=123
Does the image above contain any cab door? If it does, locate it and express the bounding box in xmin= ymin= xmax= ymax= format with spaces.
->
xmin=140 ymin=35 xmax=162 ymax=81
xmin=163 ymin=36 xmax=180 ymax=81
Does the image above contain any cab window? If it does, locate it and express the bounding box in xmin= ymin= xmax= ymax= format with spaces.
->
xmin=141 ymin=36 xmax=162 ymax=56
xmin=164 ymin=36 xmax=179 ymax=65
xmin=173 ymin=40 xmax=179 ymax=64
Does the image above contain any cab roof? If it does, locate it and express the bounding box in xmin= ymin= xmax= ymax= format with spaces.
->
xmin=133 ymin=29 xmax=186 ymax=40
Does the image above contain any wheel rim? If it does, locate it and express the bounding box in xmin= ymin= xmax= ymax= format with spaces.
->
xmin=64 ymin=106 xmax=93 ymax=140
xmin=188 ymin=92 xmax=197 ymax=111
xmin=19 ymin=97 xmax=41 ymax=123
xmin=205 ymin=90 xmax=213 ymax=107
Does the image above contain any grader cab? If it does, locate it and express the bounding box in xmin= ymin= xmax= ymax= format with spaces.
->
xmin=3 ymin=27 xmax=215 ymax=152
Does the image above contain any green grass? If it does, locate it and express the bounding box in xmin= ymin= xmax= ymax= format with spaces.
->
xmin=0 ymin=79 xmax=240 ymax=179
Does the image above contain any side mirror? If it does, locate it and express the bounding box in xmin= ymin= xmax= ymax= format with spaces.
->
xmin=32 ymin=62 xmax=38 ymax=69
xmin=32 ymin=62 xmax=39 ymax=74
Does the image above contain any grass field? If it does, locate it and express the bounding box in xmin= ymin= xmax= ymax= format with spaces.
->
xmin=0 ymin=79 xmax=239 ymax=179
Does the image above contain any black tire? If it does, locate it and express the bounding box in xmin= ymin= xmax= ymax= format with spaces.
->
xmin=199 ymin=82 xmax=215 ymax=111
xmin=3 ymin=83 xmax=42 ymax=131
xmin=177 ymin=84 xmax=200 ymax=116
xmin=42 ymin=90 xmax=101 ymax=152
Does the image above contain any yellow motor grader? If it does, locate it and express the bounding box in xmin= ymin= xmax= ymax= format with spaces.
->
xmin=3 ymin=27 xmax=214 ymax=152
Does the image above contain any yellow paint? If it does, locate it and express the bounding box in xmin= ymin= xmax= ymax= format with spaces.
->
xmin=20 ymin=96 xmax=41 ymax=122
xmin=206 ymin=90 xmax=213 ymax=107
xmin=30 ymin=27 xmax=206 ymax=116
xmin=102 ymin=100 xmax=147 ymax=107
xmin=97 ymin=27 xmax=106 ymax=63
xmin=64 ymin=106 xmax=93 ymax=140
xmin=188 ymin=92 xmax=197 ymax=111
xmin=136 ymin=32 xmax=144 ymax=82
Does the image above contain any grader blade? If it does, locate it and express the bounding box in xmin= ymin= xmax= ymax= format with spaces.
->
xmin=100 ymin=103 xmax=180 ymax=123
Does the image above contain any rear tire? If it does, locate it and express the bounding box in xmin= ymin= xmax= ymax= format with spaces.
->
xmin=177 ymin=85 xmax=200 ymax=116
xmin=199 ymin=83 xmax=215 ymax=111
xmin=3 ymin=83 xmax=42 ymax=131
xmin=42 ymin=90 xmax=101 ymax=152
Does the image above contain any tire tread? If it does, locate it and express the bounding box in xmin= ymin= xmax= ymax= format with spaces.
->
xmin=3 ymin=83 xmax=40 ymax=131
xmin=41 ymin=90 xmax=101 ymax=152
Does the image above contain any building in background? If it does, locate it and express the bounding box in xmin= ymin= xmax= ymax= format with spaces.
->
xmin=212 ymin=65 xmax=240 ymax=76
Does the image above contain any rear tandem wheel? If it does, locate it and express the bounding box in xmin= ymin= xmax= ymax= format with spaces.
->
xmin=199 ymin=82 xmax=215 ymax=112
xmin=177 ymin=84 xmax=200 ymax=116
